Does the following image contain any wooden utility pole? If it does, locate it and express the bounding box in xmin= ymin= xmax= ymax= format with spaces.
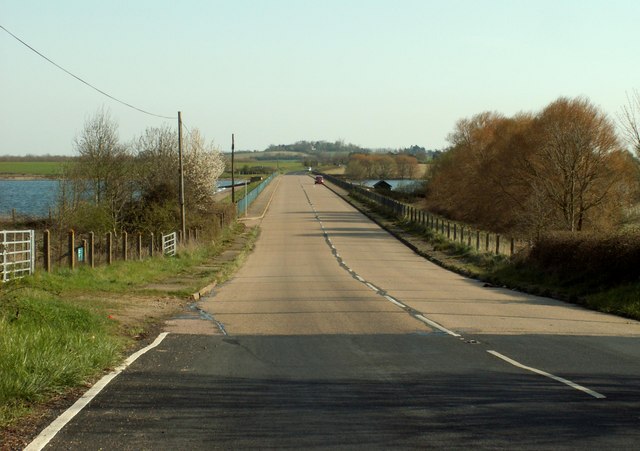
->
xmin=231 ymin=133 xmax=235 ymax=203
xmin=178 ymin=111 xmax=186 ymax=241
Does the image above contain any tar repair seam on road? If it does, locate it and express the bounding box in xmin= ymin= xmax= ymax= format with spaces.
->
xmin=301 ymin=181 xmax=606 ymax=400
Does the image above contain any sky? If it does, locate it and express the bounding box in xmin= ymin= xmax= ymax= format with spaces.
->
xmin=1 ymin=0 xmax=639 ymax=155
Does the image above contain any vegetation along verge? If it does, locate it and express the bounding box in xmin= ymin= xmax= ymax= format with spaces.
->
xmin=0 ymin=222 xmax=259 ymax=446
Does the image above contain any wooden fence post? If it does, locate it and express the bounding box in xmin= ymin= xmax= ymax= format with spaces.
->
xmin=43 ymin=229 xmax=51 ymax=273
xmin=453 ymin=223 xmax=457 ymax=241
xmin=122 ymin=231 xmax=128 ymax=261
xmin=149 ymin=232 xmax=154 ymax=257
xmin=81 ymin=239 xmax=87 ymax=265
xmin=107 ymin=232 xmax=113 ymax=265
xmin=137 ymin=232 xmax=143 ymax=261
xmin=68 ymin=229 xmax=75 ymax=270
xmin=476 ymin=231 xmax=480 ymax=251
xmin=89 ymin=232 xmax=95 ymax=268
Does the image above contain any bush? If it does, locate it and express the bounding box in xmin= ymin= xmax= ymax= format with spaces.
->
xmin=526 ymin=232 xmax=640 ymax=288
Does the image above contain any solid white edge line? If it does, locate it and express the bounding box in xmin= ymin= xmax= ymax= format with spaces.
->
xmin=487 ymin=350 xmax=606 ymax=399
xmin=25 ymin=332 xmax=171 ymax=451
xmin=414 ymin=314 xmax=461 ymax=337
xmin=365 ymin=282 xmax=378 ymax=292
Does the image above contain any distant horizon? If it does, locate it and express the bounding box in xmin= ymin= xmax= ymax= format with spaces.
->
xmin=0 ymin=143 xmax=447 ymax=158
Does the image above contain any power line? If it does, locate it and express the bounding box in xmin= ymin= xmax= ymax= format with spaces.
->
xmin=0 ymin=24 xmax=176 ymax=120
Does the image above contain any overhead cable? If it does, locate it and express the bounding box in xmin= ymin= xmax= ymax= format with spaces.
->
xmin=0 ymin=24 xmax=176 ymax=120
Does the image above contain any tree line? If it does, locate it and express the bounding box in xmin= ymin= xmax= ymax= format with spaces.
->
xmin=424 ymin=96 xmax=640 ymax=236
xmin=345 ymin=153 xmax=420 ymax=180
xmin=265 ymin=140 xmax=441 ymax=164
xmin=55 ymin=108 xmax=226 ymax=238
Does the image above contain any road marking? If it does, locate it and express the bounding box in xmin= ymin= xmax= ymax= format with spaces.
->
xmin=414 ymin=314 xmax=461 ymax=337
xmin=384 ymin=295 xmax=406 ymax=309
xmin=25 ymin=332 xmax=171 ymax=451
xmin=487 ymin=350 xmax=606 ymax=399
xmin=301 ymin=179 xmax=463 ymax=339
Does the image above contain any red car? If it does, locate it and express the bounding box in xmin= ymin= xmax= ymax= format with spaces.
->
xmin=314 ymin=175 xmax=324 ymax=184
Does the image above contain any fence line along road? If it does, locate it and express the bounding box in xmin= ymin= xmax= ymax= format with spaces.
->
xmin=1 ymin=173 xmax=279 ymax=281
xmin=321 ymin=173 xmax=527 ymax=258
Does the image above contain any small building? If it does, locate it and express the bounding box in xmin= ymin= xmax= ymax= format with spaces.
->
xmin=373 ymin=180 xmax=392 ymax=191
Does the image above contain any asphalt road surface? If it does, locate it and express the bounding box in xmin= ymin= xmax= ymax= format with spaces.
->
xmin=37 ymin=174 xmax=640 ymax=450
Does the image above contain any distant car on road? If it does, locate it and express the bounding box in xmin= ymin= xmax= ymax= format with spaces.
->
xmin=314 ymin=175 xmax=324 ymax=185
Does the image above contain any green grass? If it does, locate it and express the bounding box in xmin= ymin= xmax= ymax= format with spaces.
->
xmin=0 ymin=223 xmax=255 ymax=429
xmin=0 ymin=283 xmax=122 ymax=426
xmin=226 ymin=159 xmax=307 ymax=175
xmin=584 ymin=285 xmax=640 ymax=319
xmin=0 ymin=162 xmax=65 ymax=177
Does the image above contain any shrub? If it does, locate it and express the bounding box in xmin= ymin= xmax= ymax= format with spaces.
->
xmin=526 ymin=232 xmax=640 ymax=288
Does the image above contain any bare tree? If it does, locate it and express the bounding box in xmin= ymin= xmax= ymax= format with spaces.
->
xmin=133 ymin=125 xmax=179 ymax=204
xmin=395 ymin=155 xmax=418 ymax=179
xmin=525 ymin=97 xmax=625 ymax=232
xmin=619 ymin=89 xmax=640 ymax=157
xmin=61 ymin=108 xmax=132 ymax=234
xmin=426 ymin=98 xmax=638 ymax=235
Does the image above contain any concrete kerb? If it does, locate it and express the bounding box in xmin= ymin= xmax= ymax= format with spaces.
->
xmin=191 ymin=281 xmax=217 ymax=301
xmin=238 ymin=174 xmax=282 ymax=222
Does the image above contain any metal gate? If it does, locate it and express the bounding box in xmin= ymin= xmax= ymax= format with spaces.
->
xmin=1 ymin=230 xmax=35 ymax=282
xmin=162 ymin=232 xmax=177 ymax=256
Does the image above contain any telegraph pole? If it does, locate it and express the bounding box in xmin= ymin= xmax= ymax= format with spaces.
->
xmin=178 ymin=111 xmax=186 ymax=241
xmin=231 ymin=133 xmax=235 ymax=203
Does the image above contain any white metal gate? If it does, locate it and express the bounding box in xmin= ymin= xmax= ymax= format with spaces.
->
xmin=1 ymin=230 xmax=35 ymax=282
xmin=162 ymin=232 xmax=177 ymax=256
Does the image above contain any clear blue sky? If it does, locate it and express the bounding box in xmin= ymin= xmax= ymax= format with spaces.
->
xmin=1 ymin=0 xmax=639 ymax=155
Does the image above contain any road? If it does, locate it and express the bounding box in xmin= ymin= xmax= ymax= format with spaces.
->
xmin=36 ymin=174 xmax=640 ymax=450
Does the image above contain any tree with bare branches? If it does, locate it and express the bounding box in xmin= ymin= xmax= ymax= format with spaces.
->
xmin=525 ymin=97 xmax=624 ymax=232
xmin=619 ymin=89 xmax=640 ymax=157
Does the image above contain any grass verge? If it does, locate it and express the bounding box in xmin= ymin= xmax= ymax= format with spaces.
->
xmin=0 ymin=222 xmax=256 ymax=437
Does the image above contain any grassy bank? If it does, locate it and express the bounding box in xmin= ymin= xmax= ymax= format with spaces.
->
xmin=0 ymin=223 xmax=257 ymax=432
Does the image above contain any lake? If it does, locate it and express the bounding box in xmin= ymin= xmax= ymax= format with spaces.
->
xmin=0 ymin=179 xmax=239 ymax=217
xmin=0 ymin=179 xmax=59 ymax=217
